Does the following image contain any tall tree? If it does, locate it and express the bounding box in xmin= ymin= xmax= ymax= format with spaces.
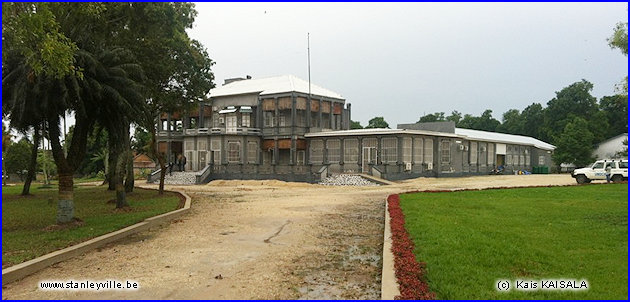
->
xmin=542 ymin=80 xmax=599 ymax=143
xmin=4 ymin=138 xmax=32 ymax=180
xmin=22 ymin=125 xmax=40 ymax=195
xmin=350 ymin=120 xmax=363 ymax=129
xmin=2 ymin=124 xmax=12 ymax=186
xmin=600 ymin=95 xmax=628 ymax=138
xmin=418 ymin=112 xmax=445 ymax=123
xmin=446 ymin=110 xmax=462 ymax=125
xmin=608 ymin=21 xmax=628 ymax=94
xmin=552 ymin=116 xmax=595 ymax=168
xmin=520 ymin=103 xmax=545 ymax=139
xmin=365 ymin=117 xmax=389 ymax=129
xmin=496 ymin=109 xmax=523 ymax=135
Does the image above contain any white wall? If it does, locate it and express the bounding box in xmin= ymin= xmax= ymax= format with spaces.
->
xmin=593 ymin=134 xmax=627 ymax=159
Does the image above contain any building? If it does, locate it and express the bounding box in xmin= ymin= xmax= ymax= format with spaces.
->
xmin=156 ymin=75 xmax=351 ymax=182
xmin=593 ymin=133 xmax=628 ymax=160
xmin=154 ymin=75 xmax=555 ymax=183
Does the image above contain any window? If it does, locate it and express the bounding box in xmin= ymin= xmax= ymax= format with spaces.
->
xmin=189 ymin=117 xmax=197 ymax=129
xmin=185 ymin=141 xmax=194 ymax=151
xmin=264 ymin=111 xmax=275 ymax=127
xmin=175 ymin=120 xmax=183 ymax=131
xmin=470 ymin=141 xmax=478 ymax=164
xmin=413 ymin=138 xmax=423 ymax=164
xmin=198 ymin=140 xmax=207 ymax=151
xmin=247 ymin=142 xmax=258 ymax=163
xmin=488 ymin=143 xmax=495 ymax=165
xmin=344 ymin=139 xmax=359 ymax=162
xmin=327 ymin=139 xmax=341 ymax=163
xmin=242 ymin=114 xmax=250 ymax=127
xmin=619 ymin=161 xmax=628 ymax=169
xmin=297 ymin=150 xmax=305 ymax=165
xmin=278 ymin=111 xmax=289 ymax=127
xmin=310 ymin=112 xmax=319 ymax=127
xmin=382 ymin=137 xmax=398 ymax=163
xmin=440 ymin=140 xmax=451 ymax=164
xmin=226 ymin=114 xmax=237 ymax=133
xmin=525 ymin=148 xmax=530 ymax=166
xmin=424 ymin=138 xmax=433 ymax=164
xmin=538 ymin=155 xmax=545 ymax=165
xmin=592 ymin=162 xmax=604 ymax=169
xmin=402 ymin=137 xmax=412 ymax=163
xmin=310 ymin=140 xmax=323 ymax=164
xmin=506 ymin=154 xmax=513 ymax=165
xmin=161 ymin=120 xmax=168 ymax=131
xmin=227 ymin=141 xmax=240 ymax=163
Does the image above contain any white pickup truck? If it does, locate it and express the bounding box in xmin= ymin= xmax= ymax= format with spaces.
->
xmin=571 ymin=159 xmax=628 ymax=184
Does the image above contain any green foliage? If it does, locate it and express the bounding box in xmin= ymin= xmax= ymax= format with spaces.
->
xmin=365 ymin=116 xmax=389 ymax=129
xmin=400 ymin=185 xmax=628 ymax=299
xmin=2 ymin=3 xmax=79 ymax=79
xmin=131 ymin=127 xmax=151 ymax=154
xmin=552 ymin=116 xmax=595 ymax=167
xmin=418 ymin=112 xmax=445 ymax=123
xmin=4 ymin=138 xmax=32 ymax=176
xmin=608 ymin=22 xmax=628 ymax=56
xmin=616 ymin=138 xmax=628 ymax=158
xmin=543 ymin=80 xmax=600 ymax=143
xmin=496 ymin=109 xmax=523 ymax=135
xmin=445 ymin=110 xmax=462 ymax=124
xmin=456 ymin=109 xmax=500 ymax=132
xmin=600 ymin=95 xmax=628 ymax=138
xmin=350 ymin=120 xmax=363 ymax=129
xmin=2 ymin=185 xmax=180 ymax=266
xmin=520 ymin=103 xmax=544 ymax=139
xmin=37 ymin=150 xmax=57 ymax=177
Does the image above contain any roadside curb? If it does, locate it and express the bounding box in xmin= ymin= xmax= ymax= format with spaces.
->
xmin=1 ymin=189 xmax=191 ymax=285
xmin=381 ymin=197 xmax=400 ymax=299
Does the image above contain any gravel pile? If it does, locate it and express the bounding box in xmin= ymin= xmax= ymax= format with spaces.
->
xmin=160 ymin=172 xmax=197 ymax=185
xmin=319 ymin=174 xmax=380 ymax=186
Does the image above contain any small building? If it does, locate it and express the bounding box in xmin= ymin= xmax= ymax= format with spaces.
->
xmin=593 ymin=133 xmax=627 ymax=159
xmin=133 ymin=153 xmax=156 ymax=175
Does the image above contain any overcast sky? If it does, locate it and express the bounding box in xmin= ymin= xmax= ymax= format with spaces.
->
xmin=189 ymin=2 xmax=628 ymax=127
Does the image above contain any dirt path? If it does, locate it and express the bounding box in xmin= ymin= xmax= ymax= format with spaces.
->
xmin=2 ymin=174 xmax=576 ymax=299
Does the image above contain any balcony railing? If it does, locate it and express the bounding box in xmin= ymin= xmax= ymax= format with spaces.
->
xmin=157 ymin=130 xmax=183 ymax=137
xmin=210 ymin=127 xmax=261 ymax=135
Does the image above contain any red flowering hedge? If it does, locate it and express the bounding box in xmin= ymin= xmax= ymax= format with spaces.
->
xmin=387 ymin=194 xmax=435 ymax=300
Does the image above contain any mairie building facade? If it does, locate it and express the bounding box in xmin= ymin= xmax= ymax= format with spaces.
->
xmin=154 ymin=75 xmax=554 ymax=183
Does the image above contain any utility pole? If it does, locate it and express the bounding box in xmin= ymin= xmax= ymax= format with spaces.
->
xmin=307 ymin=33 xmax=311 ymax=99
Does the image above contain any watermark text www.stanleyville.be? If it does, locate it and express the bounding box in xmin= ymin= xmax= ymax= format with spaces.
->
xmin=496 ymin=279 xmax=588 ymax=292
xmin=39 ymin=280 xmax=139 ymax=291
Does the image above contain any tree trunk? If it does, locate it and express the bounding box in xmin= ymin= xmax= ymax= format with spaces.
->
xmin=107 ymin=145 xmax=117 ymax=190
xmin=115 ymin=147 xmax=129 ymax=208
xmin=21 ymin=126 xmax=41 ymax=195
xmin=147 ymin=127 xmax=166 ymax=195
xmin=57 ymin=171 xmax=75 ymax=224
xmin=2 ymin=151 xmax=7 ymax=186
xmin=124 ymin=147 xmax=134 ymax=193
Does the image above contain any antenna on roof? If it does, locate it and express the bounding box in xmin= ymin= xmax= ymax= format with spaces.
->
xmin=307 ymin=32 xmax=311 ymax=99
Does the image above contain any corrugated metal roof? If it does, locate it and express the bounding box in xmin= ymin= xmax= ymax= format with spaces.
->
xmin=306 ymin=127 xmax=555 ymax=151
xmin=209 ymin=75 xmax=344 ymax=100
xmin=455 ymin=128 xmax=555 ymax=150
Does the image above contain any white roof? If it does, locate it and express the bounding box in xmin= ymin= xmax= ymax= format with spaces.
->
xmin=455 ymin=128 xmax=555 ymax=151
xmin=209 ymin=75 xmax=344 ymax=100
xmin=307 ymin=127 xmax=555 ymax=151
xmin=305 ymin=128 xmax=459 ymax=138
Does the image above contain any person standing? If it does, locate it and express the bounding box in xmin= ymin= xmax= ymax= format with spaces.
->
xmin=176 ymin=154 xmax=182 ymax=172
xmin=605 ymin=162 xmax=612 ymax=183
xmin=181 ymin=155 xmax=187 ymax=172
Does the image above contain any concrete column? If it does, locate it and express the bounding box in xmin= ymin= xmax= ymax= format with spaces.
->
xmin=398 ymin=136 xmax=404 ymax=173
xmin=290 ymin=136 xmax=295 ymax=165
xmin=242 ymin=136 xmax=247 ymax=165
xmin=306 ymin=96 xmax=312 ymax=129
xmin=291 ymin=93 xmax=296 ymax=135
xmin=346 ymin=103 xmax=352 ymax=130
xmin=339 ymin=137 xmax=345 ymax=167
xmin=322 ymin=138 xmax=328 ymax=164
xmin=198 ymin=102 xmax=203 ymax=129
xmin=318 ymin=99 xmax=323 ymax=129
xmin=329 ymin=101 xmax=334 ymax=129
xmin=274 ymin=97 xmax=279 ymax=135
xmin=358 ymin=137 xmax=363 ymax=166
xmin=257 ymin=97 xmax=263 ymax=129
xmin=221 ymin=135 xmax=226 ymax=165
xmin=273 ymin=138 xmax=279 ymax=165
xmin=377 ymin=136 xmax=382 ymax=165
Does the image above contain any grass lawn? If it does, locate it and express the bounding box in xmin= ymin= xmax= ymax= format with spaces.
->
xmin=2 ymin=184 xmax=181 ymax=268
xmin=400 ymin=184 xmax=628 ymax=299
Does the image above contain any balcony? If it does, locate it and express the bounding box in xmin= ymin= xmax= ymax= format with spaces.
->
xmin=184 ymin=128 xmax=210 ymax=136
xmin=157 ymin=130 xmax=183 ymax=137
xmin=210 ymin=127 xmax=262 ymax=135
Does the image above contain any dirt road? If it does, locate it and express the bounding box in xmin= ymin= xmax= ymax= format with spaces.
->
xmin=2 ymin=174 xmax=575 ymax=299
